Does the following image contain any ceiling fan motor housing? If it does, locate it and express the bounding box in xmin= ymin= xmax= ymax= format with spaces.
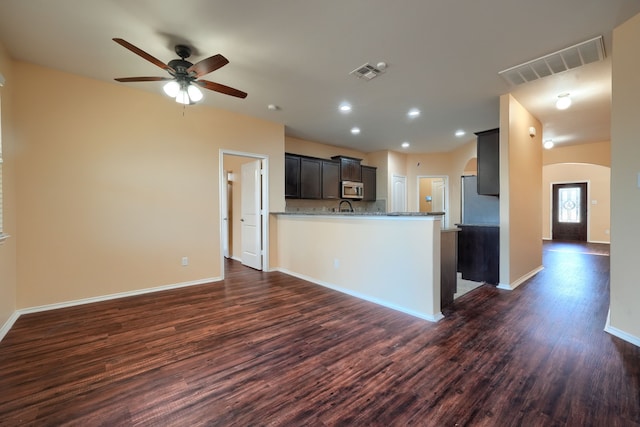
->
xmin=174 ymin=44 xmax=191 ymax=59
xmin=168 ymin=58 xmax=195 ymax=79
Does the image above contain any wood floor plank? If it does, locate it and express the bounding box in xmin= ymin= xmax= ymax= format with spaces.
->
xmin=0 ymin=241 xmax=639 ymax=426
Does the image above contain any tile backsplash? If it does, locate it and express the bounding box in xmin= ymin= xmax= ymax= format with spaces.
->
xmin=285 ymin=199 xmax=387 ymax=213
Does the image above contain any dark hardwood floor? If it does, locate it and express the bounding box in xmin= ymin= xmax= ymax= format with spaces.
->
xmin=1 ymin=242 xmax=639 ymax=426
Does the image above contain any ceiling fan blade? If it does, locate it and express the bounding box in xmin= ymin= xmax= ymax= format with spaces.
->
xmin=113 ymin=38 xmax=174 ymax=73
xmin=115 ymin=76 xmax=173 ymax=82
xmin=187 ymin=54 xmax=229 ymax=78
xmin=197 ymin=79 xmax=247 ymax=99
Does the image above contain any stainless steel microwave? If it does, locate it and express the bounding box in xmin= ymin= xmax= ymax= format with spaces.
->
xmin=341 ymin=181 xmax=364 ymax=199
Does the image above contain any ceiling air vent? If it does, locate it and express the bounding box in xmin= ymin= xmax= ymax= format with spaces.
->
xmin=350 ymin=63 xmax=384 ymax=81
xmin=498 ymin=36 xmax=605 ymax=86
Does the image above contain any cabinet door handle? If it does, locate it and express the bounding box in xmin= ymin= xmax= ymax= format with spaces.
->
xmin=241 ymin=218 xmax=245 ymax=222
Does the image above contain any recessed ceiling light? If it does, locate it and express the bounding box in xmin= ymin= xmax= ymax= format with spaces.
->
xmin=543 ymin=139 xmax=555 ymax=149
xmin=455 ymin=130 xmax=466 ymax=137
xmin=339 ymin=103 xmax=352 ymax=113
xmin=556 ymin=93 xmax=571 ymax=110
xmin=351 ymin=127 xmax=361 ymax=135
xmin=408 ymin=108 xmax=420 ymax=118
xmin=401 ymin=142 xmax=410 ymax=148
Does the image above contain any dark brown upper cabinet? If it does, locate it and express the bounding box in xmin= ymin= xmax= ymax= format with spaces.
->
xmin=361 ymin=165 xmax=377 ymax=201
xmin=331 ymin=156 xmax=362 ymax=182
xmin=322 ymin=160 xmax=341 ymax=199
xmin=476 ymin=128 xmax=500 ymax=196
xmin=285 ymin=154 xmax=301 ymax=198
xmin=300 ymin=157 xmax=322 ymax=199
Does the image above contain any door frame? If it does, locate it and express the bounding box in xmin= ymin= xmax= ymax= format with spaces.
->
xmin=549 ymin=180 xmax=589 ymax=242
xmin=416 ymin=175 xmax=449 ymax=228
xmin=219 ymin=149 xmax=269 ymax=278
xmin=222 ymin=169 xmax=230 ymax=259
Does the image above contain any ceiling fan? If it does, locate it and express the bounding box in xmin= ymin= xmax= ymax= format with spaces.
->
xmin=112 ymin=38 xmax=247 ymax=104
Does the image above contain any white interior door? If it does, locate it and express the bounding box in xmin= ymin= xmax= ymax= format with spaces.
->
xmin=392 ymin=175 xmax=407 ymax=212
xmin=241 ymin=160 xmax=262 ymax=270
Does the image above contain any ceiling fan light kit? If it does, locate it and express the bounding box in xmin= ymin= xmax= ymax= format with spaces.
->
xmin=112 ymin=38 xmax=247 ymax=105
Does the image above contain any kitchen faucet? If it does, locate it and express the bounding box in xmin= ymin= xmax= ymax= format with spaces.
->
xmin=338 ymin=200 xmax=354 ymax=213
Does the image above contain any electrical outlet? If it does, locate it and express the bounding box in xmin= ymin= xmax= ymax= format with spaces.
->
xmin=333 ymin=258 xmax=340 ymax=269
xmin=181 ymin=256 xmax=189 ymax=266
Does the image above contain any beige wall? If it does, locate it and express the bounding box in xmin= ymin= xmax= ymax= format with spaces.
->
xmin=609 ymin=12 xmax=640 ymax=342
xmin=0 ymin=43 xmax=17 ymax=331
xmin=13 ymin=61 xmax=284 ymax=309
xmin=499 ymin=94 xmax=543 ymax=287
xmin=419 ymin=178 xmax=434 ymax=212
xmin=406 ymin=151 xmax=451 ymax=213
xmin=542 ymin=163 xmax=611 ymax=243
xmin=285 ymin=136 xmax=368 ymax=164
xmin=543 ymin=141 xmax=611 ymax=167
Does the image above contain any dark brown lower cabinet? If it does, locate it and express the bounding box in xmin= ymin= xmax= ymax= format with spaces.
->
xmin=440 ymin=228 xmax=460 ymax=309
xmin=457 ymin=224 xmax=499 ymax=285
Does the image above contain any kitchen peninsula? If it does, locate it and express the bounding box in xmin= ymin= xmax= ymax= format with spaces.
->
xmin=271 ymin=212 xmax=445 ymax=321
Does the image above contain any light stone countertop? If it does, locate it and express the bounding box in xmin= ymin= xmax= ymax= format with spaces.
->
xmin=273 ymin=211 xmax=445 ymax=217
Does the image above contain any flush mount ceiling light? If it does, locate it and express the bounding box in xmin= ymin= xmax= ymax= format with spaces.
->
xmin=350 ymin=127 xmax=361 ymax=135
xmin=339 ymin=103 xmax=352 ymax=113
xmin=455 ymin=130 xmax=466 ymax=137
xmin=556 ymin=93 xmax=572 ymax=110
xmin=401 ymin=141 xmax=410 ymax=148
xmin=543 ymin=139 xmax=555 ymax=149
xmin=407 ymin=108 xmax=421 ymax=118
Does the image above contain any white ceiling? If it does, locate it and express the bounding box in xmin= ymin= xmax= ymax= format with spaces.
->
xmin=1 ymin=0 xmax=639 ymax=153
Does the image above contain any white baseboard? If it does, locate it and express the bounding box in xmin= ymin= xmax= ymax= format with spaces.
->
xmin=0 ymin=277 xmax=222 ymax=343
xmin=604 ymin=309 xmax=640 ymax=348
xmin=18 ymin=277 xmax=221 ymax=316
xmin=497 ymin=265 xmax=544 ymax=291
xmin=277 ymin=268 xmax=444 ymax=323
xmin=542 ymin=238 xmax=611 ymax=244
xmin=0 ymin=311 xmax=20 ymax=342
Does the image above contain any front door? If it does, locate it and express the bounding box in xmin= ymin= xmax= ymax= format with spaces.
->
xmin=241 ymin=160 xmax=262 ymax=270
xmin=552 ymin=182 xmax=587 ymax=241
